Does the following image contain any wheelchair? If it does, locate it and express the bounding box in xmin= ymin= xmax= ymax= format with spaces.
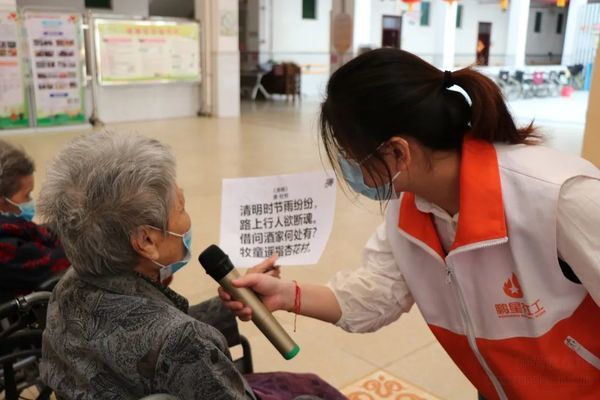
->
xmin=1 ymin=290 xmax=253 ymax=400
xmin=497 ymin=70 xmax=522 ymax=101
xmin=0 ymin=291 xmax=53 ymax=400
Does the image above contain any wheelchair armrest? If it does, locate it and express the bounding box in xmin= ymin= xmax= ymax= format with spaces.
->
xmin=0 ymin=328 xmax=43 ymax=353
xmin=187 ymin=297 xmax=254 ymax=374
xmin=36 ymin=271 xmax=66 ymax=292
xmin=188 ymin=297 xmax=241 ymax=347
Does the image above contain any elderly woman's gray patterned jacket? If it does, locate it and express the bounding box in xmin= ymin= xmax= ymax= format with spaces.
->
xmin=40 ymin=268 xmax=256 ymax=400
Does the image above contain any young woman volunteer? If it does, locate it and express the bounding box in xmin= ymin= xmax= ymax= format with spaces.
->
xmin=219 ymin=48 xmax=600 ymax=399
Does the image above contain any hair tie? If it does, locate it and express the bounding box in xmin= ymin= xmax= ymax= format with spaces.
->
xmin=443 ymin=70 xmax=455 ymax=88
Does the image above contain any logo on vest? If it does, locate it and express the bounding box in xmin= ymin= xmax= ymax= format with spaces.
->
xmin=503 ymin=273 xmax=523 ymax=298
xmin=495 ymin=273 xmax=545 ymax=319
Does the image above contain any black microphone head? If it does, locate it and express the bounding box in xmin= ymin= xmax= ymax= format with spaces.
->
xmin=198 ymin=245 xmax=234 ymax=282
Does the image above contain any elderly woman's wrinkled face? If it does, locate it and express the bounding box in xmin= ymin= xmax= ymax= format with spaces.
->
xmin=133 ymin=185 xmax=192 ymax=281
xmin=156 ymin=186 xmax=191 ymax=264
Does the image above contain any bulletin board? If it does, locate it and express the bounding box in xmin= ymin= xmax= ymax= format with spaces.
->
xmin=23 ymin=10 xmax=86 ymax=126
xmin=0 ymin=11 xmax=28 ymax=128
xmin=94 ymin=18 xmax=201 ymax=85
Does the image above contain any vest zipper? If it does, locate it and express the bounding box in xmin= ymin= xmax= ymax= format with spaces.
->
xmin=446 ymin=266 xmax=508 ymax=400
xmin=398 ymin=227 xmax=509 ymax=398
xmin=565 ymin=336 xmax=600 ymax=370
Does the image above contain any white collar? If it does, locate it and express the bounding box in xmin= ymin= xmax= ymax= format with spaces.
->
xmin=414 ymin=195 xmax=459 ymax=224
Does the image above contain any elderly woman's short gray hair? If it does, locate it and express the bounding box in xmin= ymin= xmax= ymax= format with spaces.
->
xmin=0 ymin=140 xmax=35 ymax=198
xmin=39 ymin=131 xmax=176 ymax=276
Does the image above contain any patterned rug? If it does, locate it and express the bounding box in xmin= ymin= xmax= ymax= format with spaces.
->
xmin=341 ymin=369 xmax=441 ymax=400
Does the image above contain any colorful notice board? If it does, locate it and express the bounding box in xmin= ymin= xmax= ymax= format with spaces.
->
xmin=0 ymin=11 xmax=28 ymax=129
xmin=23 ymin=11 xmax=85 ymax=126
xmin=94 ymin=19 xmax=201 ymax=85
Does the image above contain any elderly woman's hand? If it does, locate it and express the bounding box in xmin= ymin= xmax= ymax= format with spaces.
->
xmin=246 ymin=253 xmax=280 ymax=278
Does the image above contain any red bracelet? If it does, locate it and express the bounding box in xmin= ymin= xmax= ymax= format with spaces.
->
xmin=292 ymin=280 xmax=301 ymax=332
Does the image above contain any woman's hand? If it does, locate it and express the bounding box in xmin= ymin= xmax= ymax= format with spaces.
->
xmin=218 ymin=254 xmax=294 ymax=321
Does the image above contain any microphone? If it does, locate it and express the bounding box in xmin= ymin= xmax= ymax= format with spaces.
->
xmin=199 ymin=245 xmax=300 ymax=360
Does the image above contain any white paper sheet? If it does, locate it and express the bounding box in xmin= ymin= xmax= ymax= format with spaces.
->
xmin=220 ymin=170 xmax=336 ymax=267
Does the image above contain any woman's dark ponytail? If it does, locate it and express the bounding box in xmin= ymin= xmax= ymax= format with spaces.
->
xmin=452 ymin=67 xmax=538 ymax=144
xmin=319 ymin=48 xmax=539 ymax=169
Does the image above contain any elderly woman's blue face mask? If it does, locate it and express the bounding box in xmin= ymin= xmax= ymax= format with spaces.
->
xmin=150 ymin=227 xmax=193 ymax=281
xmin=3 ymin=197 xmax=36 ymax=221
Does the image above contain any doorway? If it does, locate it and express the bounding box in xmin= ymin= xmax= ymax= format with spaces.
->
xmin=476 ymin=22 xmax=492 ymax=66
xmin=382 ymin=15 xmax=402 ymax=49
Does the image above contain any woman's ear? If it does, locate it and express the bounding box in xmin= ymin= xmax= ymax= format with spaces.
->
xmin=388 ymin=136 xmax=411 ymax=172
xmin=130 ymin=226 xmax=161 ymax=261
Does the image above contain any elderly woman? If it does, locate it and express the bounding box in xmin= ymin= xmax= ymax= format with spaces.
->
xmin=39 ymin=132 xmax=344 ymax=400
xmin=0 ymin=140 xmax=69 ymax=300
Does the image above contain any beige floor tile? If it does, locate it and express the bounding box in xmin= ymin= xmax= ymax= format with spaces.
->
xmin=384 ymin=341 xmax=477 ymax=400
xmin=341 ymin=369 xmax=441 ymax=400
xmin=278 ymin=306 xmax=437 ymax=369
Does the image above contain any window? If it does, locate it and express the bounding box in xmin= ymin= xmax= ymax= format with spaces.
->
xmin=302 ymin=0 xmax=317 ymax=20
xmin=556 ymin=13 xmax=564 ymax=34
xmin=420 ymin=2 xmax=430 ymax=27
xmin=456 ymin=5 xmax=463 ymax=28
xmin=85 ymin=0 xmax=111 ymax=9
xmin=534 ymin=12 xmax=542 ymax=33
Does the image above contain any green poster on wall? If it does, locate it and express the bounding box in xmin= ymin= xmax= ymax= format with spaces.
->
xmin=95 ymin=19 xmax=201 ymax=85
xmin=0 ymin=11 xmax=29 ymax=129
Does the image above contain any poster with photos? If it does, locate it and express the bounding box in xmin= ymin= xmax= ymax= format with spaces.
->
xmin=24 ymin=12 xmax=85 ymax=126
xmin=0 ymin=11 xmax=28 ymax=129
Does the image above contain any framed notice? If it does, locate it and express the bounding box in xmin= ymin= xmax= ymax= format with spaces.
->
xmin=23 ymin=11 xmax=85 ymax=126
xmin=0 ymin=11 xmax=28 ymax=129
xmin=94 ymin=18 xmax=201 ymax=85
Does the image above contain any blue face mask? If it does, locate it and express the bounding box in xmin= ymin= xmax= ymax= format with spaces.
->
xmin=4 ymin=198 xmax=36 ymax=222
xmin=338 ymin=155 xmax=401 ymax=201
xmin=150 ymin=227 xmax=192 ymax=282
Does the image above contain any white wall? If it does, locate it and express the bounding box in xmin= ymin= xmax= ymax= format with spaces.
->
xmin=214 ymin=0 xmax=240 ymax=117
xmin=240 ymin=0 xmax=260 ymax=69
xmin=265 ymin=0 xmax=332 ymax=97
xmin=357 ymin=1 xmax=446 ymax=65
xmin=258 ymin=0 xmax=271 ymax=64
xmin=352 ymin=0 xmax=371 ymax=54
xmin=349 ymin=0 xmax=563 ymax=69
xmin=96 ymin=85 xmax=201 ymax=123
xmin=399 ymin=1 xmax=509 ymax=67
xmin=368 ymin=0 xmax=401 ymax=50
xmin=194 ymin=0 xmax=239 ymax=117
xmin=454 ymin=0 xmax=509 ymax=67
xmin=270 ymin=0 xmax=331 ymax=57
xmin=525 ymin=5 xmax=567 ymax=65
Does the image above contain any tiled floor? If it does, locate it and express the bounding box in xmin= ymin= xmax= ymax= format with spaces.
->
xmin=1 ymin=94 xmax=587 ymax=399
xmin=341 ymin=370 xmax=441 ymax=400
